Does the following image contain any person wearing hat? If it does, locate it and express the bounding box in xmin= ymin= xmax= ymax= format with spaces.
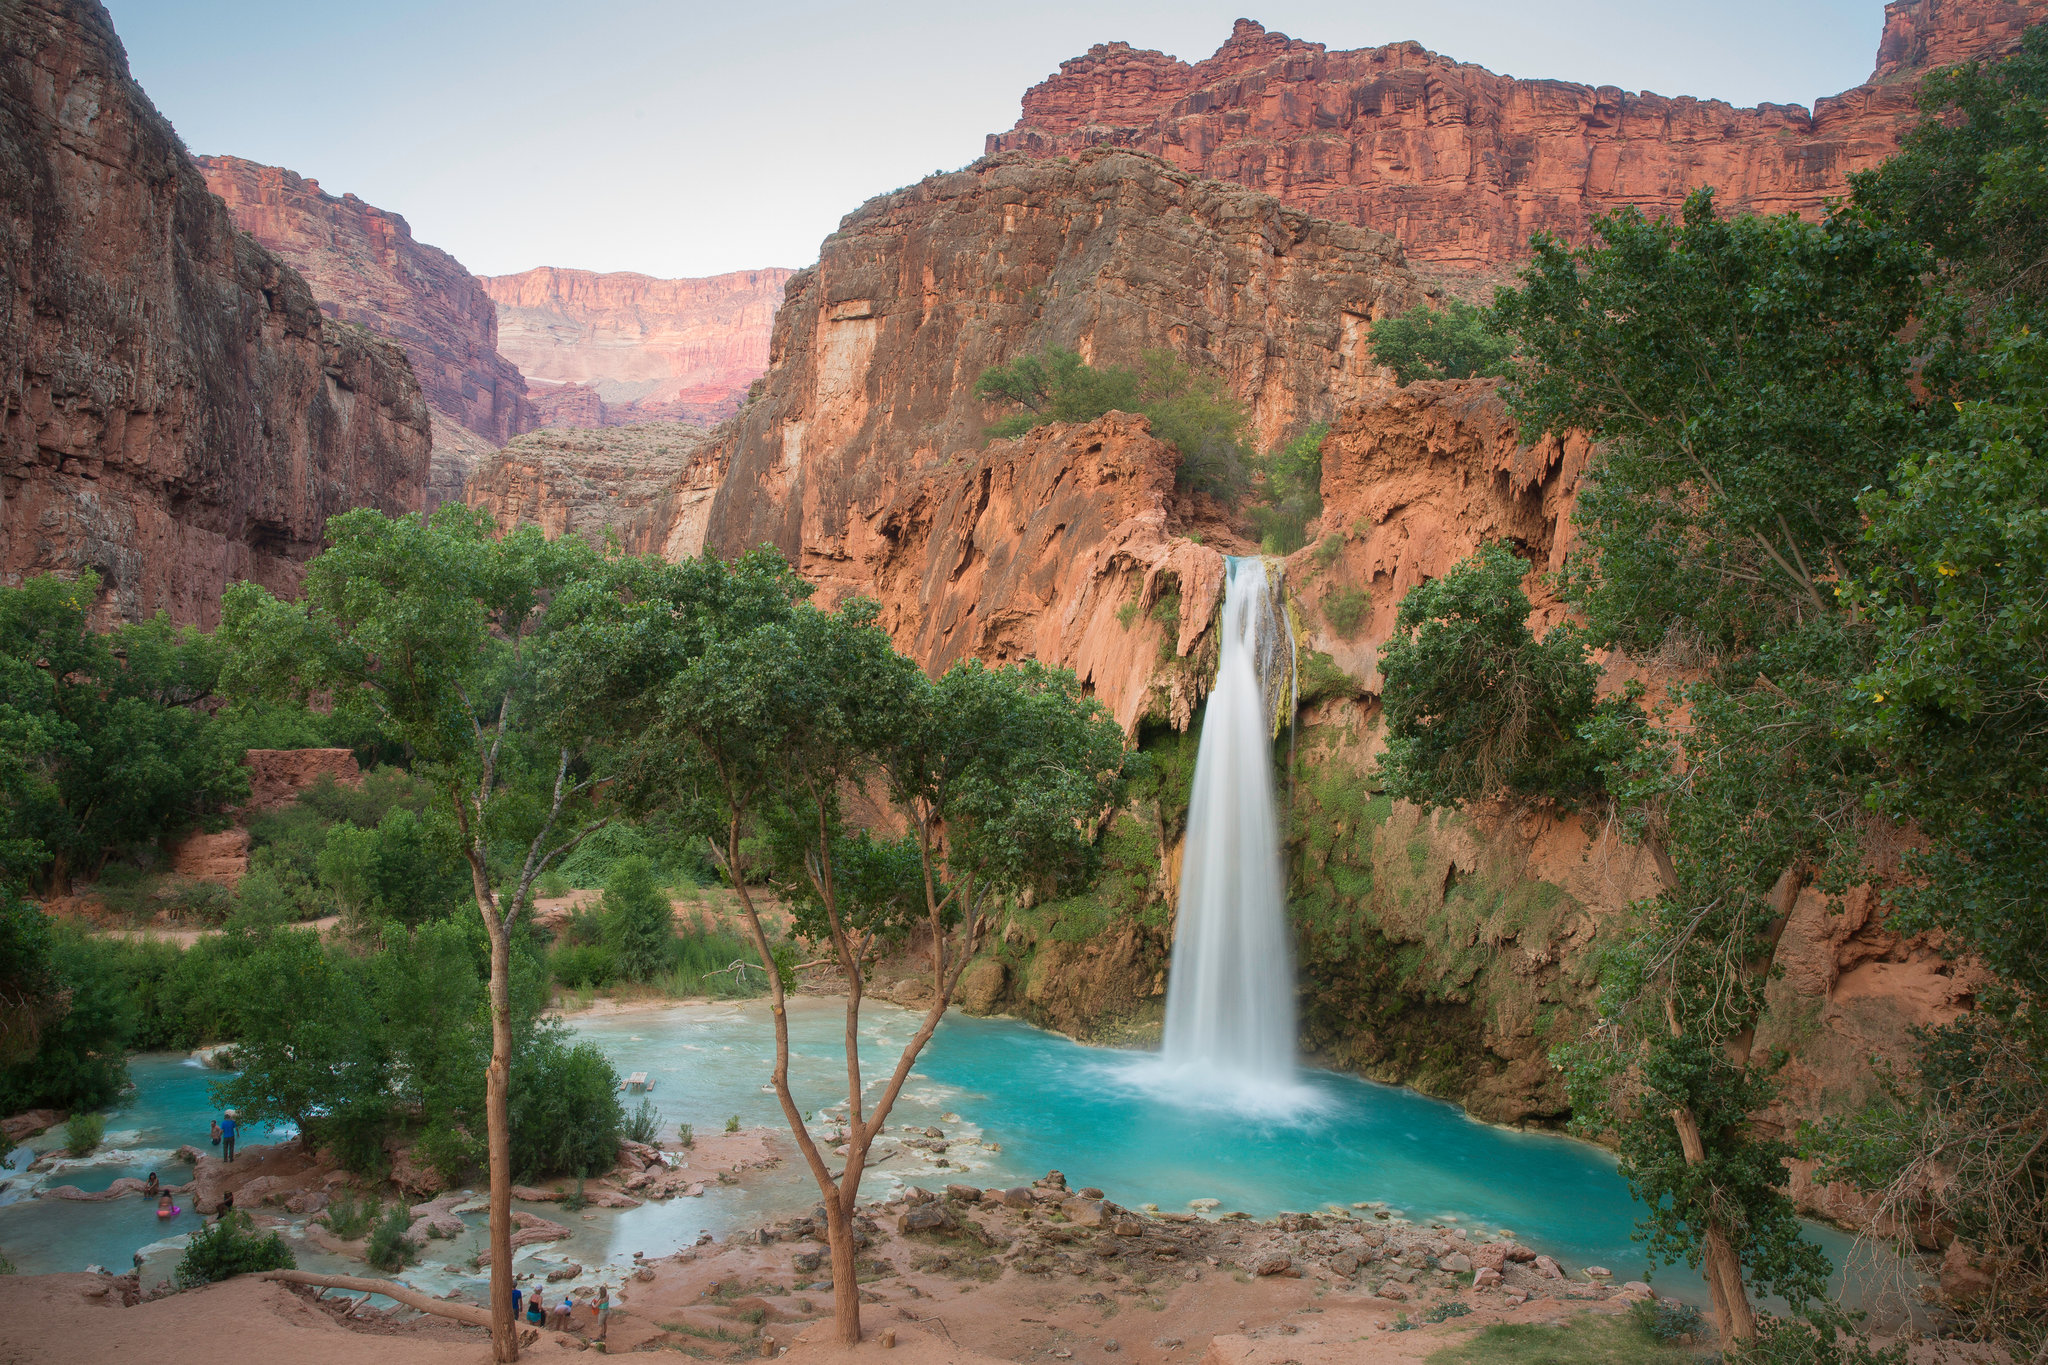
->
xmin=219 ymin=1109 xmax=239 ymax=1163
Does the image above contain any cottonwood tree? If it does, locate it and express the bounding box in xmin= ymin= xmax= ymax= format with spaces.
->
xmin=221 ymin=505 xmax=661 ymax=1361
xmin=1487 ymin=190 xmax=1934 ymax=1350
xmin=644 ymin=594 xmax=1128 ymax=1344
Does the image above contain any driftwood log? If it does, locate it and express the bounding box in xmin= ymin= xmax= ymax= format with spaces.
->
xmin=260 ymin=1270 xmax=490 ymax=1328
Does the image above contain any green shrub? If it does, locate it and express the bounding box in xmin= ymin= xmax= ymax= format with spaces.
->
xmin=1249 ymin=424 xmax=1328 ymax=554
xmin=174 ymin=1210 xmax=295 ymax=1287
xmin=676 ymin=1122 xmax=694 ymax=1149
xmin=365 ymin=1201 xmax=417 ymax=1272
xmin=64 ymin=1111 xmax=104 ymax=1156
xmin=316 ymin=805 xmax=468 ymax=929
xmin=1323 ymin=586 xmax=1370 ymax=639
xmin=1628 ymin=1296 xmax=1702 ymax=1343
xmin=507 ymin=1027 xmax=624 ymax=1181
xmin=548 ymin=941 xmax=617 ymax=988
xmin=320 ymin=1189 xmax=379 ymax=1240
xmin=725 ymin=1114 xmax=741 ymax=1133
xmin=1422 ymin=1300 xmax=1472 ymax=1323
xmin=1369 ymin=300 xmax=1513 ymax=384
xmin=656 ymin=923 xmax=766 ymax=999
xmin=623 ymin=1097 xmax=661 ymax=1145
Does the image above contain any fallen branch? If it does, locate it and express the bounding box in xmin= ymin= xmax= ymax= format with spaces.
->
xmin=261 ymin=1270 xmax=489 ymax=1328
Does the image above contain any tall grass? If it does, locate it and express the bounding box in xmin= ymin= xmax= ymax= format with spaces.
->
xmin=655 ymin=922 xmax=767 ymax=1000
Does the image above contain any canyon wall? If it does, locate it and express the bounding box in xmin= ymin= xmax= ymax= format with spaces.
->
xmin=988 ymin=2 xmax=2047 ymax=290
xmin=0 ymin=0 xmax=431 ymax=625
xmin=464 ymin=421 xmax=709 ymax=553
xmin=698 ymin=147 xmax=1429 ymax=585
xmin=196 ymin=154 xmax=536 ymax=503
xmin=478 ymin=266 xmax=794 ymax=428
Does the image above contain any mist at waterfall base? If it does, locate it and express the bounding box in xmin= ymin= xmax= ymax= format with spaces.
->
xmin=1134 ymin=556 xmax=1311 ymax=1114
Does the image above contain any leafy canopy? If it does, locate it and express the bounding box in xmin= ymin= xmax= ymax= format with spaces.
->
xmin=1368 ymin=300 xmax=1513 ymax=385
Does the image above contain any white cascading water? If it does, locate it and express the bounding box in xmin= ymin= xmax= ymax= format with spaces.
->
xmin=1159 ymin=556 xmax=1298 ymax=1088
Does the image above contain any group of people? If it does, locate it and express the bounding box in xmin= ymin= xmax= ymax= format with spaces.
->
xmin=145 ymin=1109 xmax=243 ymax=1220
xmin=510 ymin=1281 xmax=610 ymax=1339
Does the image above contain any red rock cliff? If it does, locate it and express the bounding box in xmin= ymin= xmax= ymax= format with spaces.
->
xmin=478 ymin=266 xmax=793 ymax=429
xmin=698 ymin=148 xmax=1428 ymax=578
xmin=989 ymin=3 xmax=2046 ymax=288
xmin=196 ymin=154 xmax=537 ymax=501
xmin=0 ymin=0 xmax=431 ymax=625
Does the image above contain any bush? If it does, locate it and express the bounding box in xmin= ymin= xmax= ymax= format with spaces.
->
xmin=676 ymin=1122 xmax=694 ymax=1149
xmin=725 ymin=1114 xmax=741 ymax=1133
xmin=317 ymin=805 xmax=468 ymax=929
xmin=174 ymin=1210 xmax=295 ymax=1287
xmin=1629 ymin=1296 xmax=1703 ymax=1343
xmin=1369 ymin=300 xmax=1514 ymax=384
xmin=63 ymin=1111 xmax=104 ymax=1156
xmin=623 ymin=1097 xmax=661 ymax=1145
xmin=602 ymin=856 xmax=675 ymax=982
xmin=1323 ymin=586 xmax=1370 ymax=639
xmin=366 ymin=1201 xmax=418 ymax=1272
xmin=0 ymin=924 xmax=134 ymax=1114
xmin=320 ymin=1189 xmax=379 ymax=1240
xmin=507 ymin=1027 xmax=624 ymax=1180
xmin=548 ymin=941 xmax=617 ymax=988
xmin=657 ymin=923 xmax=766 ymax=999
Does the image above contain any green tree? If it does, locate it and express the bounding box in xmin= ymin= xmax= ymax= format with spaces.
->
xmin=1492 ymin=190 xmax=1928 ymax=655
xmin=174 ymin=1209 xmax=294 ymax=1287
xmin=220 ymin=505 xmax=665 ymax=1362
xmin=0 ymin=918 xmax=134 ymax=1113
xmin=0 ymin=573 xmax=248 ymax=892
xmin=642 ymin=590 xmax=1129 ymax=1344
xmin=1368 ymin=300 xmax=1513 ymax=384
xmin=213 ymin=927 xmax=378 ymax=1133
xmin=600 ymin=855 xmax=674 ymax=982
xmin=1376 ymin=542 xmax=1609 ymax=809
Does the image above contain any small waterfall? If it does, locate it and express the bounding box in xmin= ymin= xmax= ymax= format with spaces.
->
xmin=1159 ymin=556 xmax=1298 ymax=1089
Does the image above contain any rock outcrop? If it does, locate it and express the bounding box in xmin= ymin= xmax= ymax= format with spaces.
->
xmin=478 ymin=266 xmax=793 ymax=428
xmin=0 ymin=0 xmax=431 ymax=624
xmin=464 ymin=421 xmax=710 ymax=552
xmin=699 ymin=147 xmax=1428 ymax=583
xmin=988 ymin=4 xmax=2047 ymax=290
xmin=196 ymin=154 xmax=537 ymax=502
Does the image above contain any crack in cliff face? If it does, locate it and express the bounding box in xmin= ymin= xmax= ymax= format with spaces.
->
xmin=0 ymin=0 xmax=430 ymax=625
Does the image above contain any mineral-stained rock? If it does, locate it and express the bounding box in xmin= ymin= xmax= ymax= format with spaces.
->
xmin=197 ymin=154 xmax=537 ymax=502
xmin=241 ymin=749 xmax=361 ymax=814
xmin=0 ymin=0 xmax=430 ymax=625
xmin=476 ymin=1212 xmax=571 ymax=1264
xmin=167 ymin=829 xmax=250 ymax=886
xmin=1 ymin=1109 xmax=65 ymax=1143
xmin=989 ymin=7 xmax=2047 ymax=291
xmin=478 ymin=267 xmax=794 ymax=428
xmin=955 ymin=959 xmax=1008 ymax=1016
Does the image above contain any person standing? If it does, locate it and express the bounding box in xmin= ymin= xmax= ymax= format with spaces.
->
xmin=219 ymin=1109 xmax=238 ymax=1163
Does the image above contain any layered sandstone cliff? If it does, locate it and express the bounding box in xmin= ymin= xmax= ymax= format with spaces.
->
xmin=196 ymin=154 xmax=536 ymax=502
xmin=464 ymin=422 xmax=709 ymax=553
xmin=0 ymin=0 xmax=431 ymax=625
xmin=699 ymin=147 xmax=1429 ymax=580
xmin=989 ymin=3 xmax=2047 ymax=289
xmin=478 ymin=266 xmax=793 ymax=428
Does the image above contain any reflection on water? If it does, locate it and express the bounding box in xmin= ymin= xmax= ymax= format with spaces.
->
xmin=0 ymin=1000 xmax=1874 ymax=1312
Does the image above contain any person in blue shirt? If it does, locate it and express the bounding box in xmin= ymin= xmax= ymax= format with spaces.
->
xmin=219 ymin=1110 xmax=238 ymax=1163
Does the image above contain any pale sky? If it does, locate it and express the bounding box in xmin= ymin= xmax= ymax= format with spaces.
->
xmin=105 ymin=0 xmax=1886 ymax=281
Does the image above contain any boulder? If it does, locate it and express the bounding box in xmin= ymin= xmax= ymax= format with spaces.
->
xmin=1469 ymin=1242 xmax=1509 ymax=1272
xmin=1618 ymin=1282 xmax=1655 ymax=1300
xmin=1060 ymin=1198 xmax=1107 ymax=1227
xmin=1473 ymin=1267 xmax=1503 ymax=1289
xmin=386 ymin=1140 xmax=445 ymax=1198
xmin=998 ymin=1187 xmax=1036 ymax=1209
xmin=1253 ymin=1254 xmax=1291 ymax=1276
xmin=1329 ymin=1253 xmax=1359 ymax=1277
xmin=1378 ymin=1282 xmax=1410 ymax=1301
xmin=944 ymin=1184 xmax=983 ymax=1204
xmin=1942 ymin=1240 xmax=1994 ymax=1303
xmin=1534 ymin=1255 xmax=1564 ymax=1280
xmin=407 ymin=1194 xmax=468 ymax=1242
xmin=1441 ymin=1252 xmax=1472 ymax=1273
xmin=898 ymin=1202 xmax=957 ymax=1236
xmin=1505 ymin=1243 xmax=1537 ymax=1263
xmin=545 ymin=1263 xmax=583 ymax=1282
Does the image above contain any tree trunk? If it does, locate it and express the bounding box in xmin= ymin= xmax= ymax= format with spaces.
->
xmin=1670 ymin=1102 xmax=1756 ymax=1347
xmin=262 ymin=1270 xmax=492 ymax=1328
xmin=824 ymin=1196 xmax=862 ymax=1344
xmin=485 ymin=912 xmax=517 ymax=1362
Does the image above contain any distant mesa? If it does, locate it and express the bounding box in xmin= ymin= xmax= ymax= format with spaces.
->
xmin=987 ymin=2 xmax=2048 ymax=294
xmin=478 ymin=266 xmax=797 ymax=429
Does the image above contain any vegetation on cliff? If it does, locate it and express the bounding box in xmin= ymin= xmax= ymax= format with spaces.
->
xmin=1368 ymin=301 xmax=1514 ymax=386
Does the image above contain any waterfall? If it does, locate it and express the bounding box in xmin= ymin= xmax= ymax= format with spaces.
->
xmin=1159 ymin=556 xmax=1298 ymax=1088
